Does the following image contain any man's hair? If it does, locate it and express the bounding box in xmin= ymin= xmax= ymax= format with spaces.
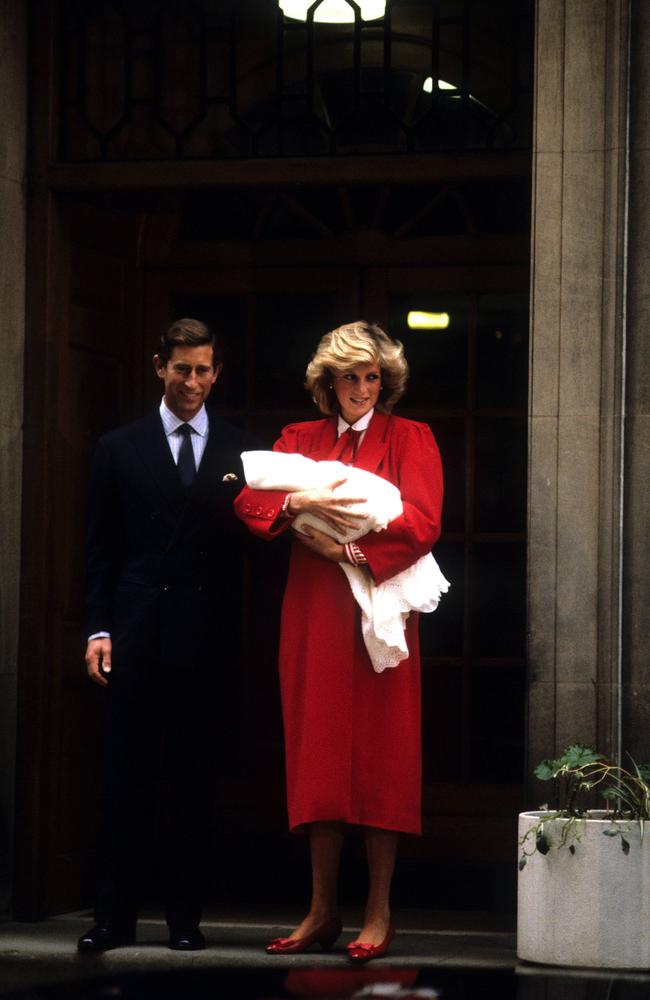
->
xmin=158 ymin=318 xmax=222 ymax=367
xmin=305 ymin=320 xmax=408 ymax=416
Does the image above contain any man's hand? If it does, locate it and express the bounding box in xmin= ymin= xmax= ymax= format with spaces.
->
xmin=85 ymin=637 xmax=112 ymax=688
xmin=288 ymin=478 xmax=368 ymax=535
xmin=292 ymin=523 xmax=346 ymax=563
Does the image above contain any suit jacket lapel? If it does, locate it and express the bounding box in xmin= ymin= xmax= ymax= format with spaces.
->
xmin=184 ymin=411 xmax=246 ymax=510
xmin=129 ymin=411 xmax=187 ymax=514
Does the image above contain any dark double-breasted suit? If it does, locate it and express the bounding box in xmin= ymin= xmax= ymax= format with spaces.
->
xmin=85 ymin=407 xmax=253 ymax=932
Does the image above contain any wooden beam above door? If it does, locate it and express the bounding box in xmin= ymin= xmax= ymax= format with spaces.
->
xmin=46 ymin=152 xmax=531 ymax=193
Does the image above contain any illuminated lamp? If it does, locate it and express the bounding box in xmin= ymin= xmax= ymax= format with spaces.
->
xmin=279 ymin=0 xmax=386 ymax=22
xmin=423 ymin=78 xmax=457 ymax=93
xmin=407 ymin=311 xmax=450 ymax=330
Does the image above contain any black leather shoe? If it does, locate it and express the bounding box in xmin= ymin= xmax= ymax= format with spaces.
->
xmin=168 ymin=927 xmax=206 ymax=951
xmin=77 ymin=924 xmax=136 ymax=953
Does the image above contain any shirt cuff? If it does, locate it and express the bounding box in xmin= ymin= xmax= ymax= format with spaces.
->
xmin=88 ymin=631 xmax=111 ymax=642
xmin=281 ymin=493 xmax=295 ymax=518
xmin=344 ymin=541 xmax=367 ymax=565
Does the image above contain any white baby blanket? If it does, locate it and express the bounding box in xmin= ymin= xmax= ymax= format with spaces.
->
xmin=241 ymin=450 xmax=450 ymax=673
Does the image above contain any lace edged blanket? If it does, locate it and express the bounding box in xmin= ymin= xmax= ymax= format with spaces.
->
xmin=241 ymin=450 xmax=450 ymax=673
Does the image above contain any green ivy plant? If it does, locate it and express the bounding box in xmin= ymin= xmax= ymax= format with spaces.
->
xmin=519 ymin=744 xmax=650 ymax=871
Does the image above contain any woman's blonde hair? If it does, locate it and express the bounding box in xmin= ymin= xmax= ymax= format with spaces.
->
xmin=305 ymin=321 xmax=408 ymax=416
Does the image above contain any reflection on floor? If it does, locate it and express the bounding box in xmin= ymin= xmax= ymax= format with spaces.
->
xmin=0 ymin=908 xmax=648 ymax=999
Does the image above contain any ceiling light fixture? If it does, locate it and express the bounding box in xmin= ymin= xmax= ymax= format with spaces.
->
xmin=407 ymin=311 xmax=451 ymax=330
xmin=423 ymin=78 xmax=457 ymax=93
xmin=279 ymin=0 xmax=386 ymax=23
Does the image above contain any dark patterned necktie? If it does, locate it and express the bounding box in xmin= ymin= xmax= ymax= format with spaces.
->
xmin=177 ymin=423 xmax=196 ymax=487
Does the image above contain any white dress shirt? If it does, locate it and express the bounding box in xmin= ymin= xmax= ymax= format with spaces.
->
xmin=336 ymin=407 xmax=374 ymax=445
xmin=159 ymin=397 xmax=209 ymax=468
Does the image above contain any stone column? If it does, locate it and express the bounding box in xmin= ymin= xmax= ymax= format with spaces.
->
xmin=0 ymin=0 xmax=26 ymax=918
xmin=527 ymin=0 xmax=629 ymax=789
xmin=622 ymin=3 xmax=650 ymax=765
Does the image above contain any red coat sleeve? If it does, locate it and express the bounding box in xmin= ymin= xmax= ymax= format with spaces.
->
xmin=360 ymin=422 xmax=443 ymax=586
xmin=234 ymin=424 xmax=300 ymax=540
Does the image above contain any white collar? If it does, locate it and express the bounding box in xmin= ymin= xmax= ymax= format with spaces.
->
xmin=160 ymin=397 xmax=208 ymax=437
xmin=337 ymin=408 xmax=375 ymax=437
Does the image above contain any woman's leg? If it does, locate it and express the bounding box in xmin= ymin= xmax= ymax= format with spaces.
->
xmin=288 ymin=821 xmax=344 ymax=939
xmin=353 ymin=827 xmax=399 ymax=945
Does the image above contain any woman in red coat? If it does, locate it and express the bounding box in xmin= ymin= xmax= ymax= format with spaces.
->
xmin=234 ymin=321 xmax=443 ymax=962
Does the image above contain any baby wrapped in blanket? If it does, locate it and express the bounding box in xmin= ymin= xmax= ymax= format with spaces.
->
xmin=241 ymin=450 xmax=450 ymax=673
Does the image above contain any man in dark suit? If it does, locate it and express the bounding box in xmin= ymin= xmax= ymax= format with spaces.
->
xmin=78 ymin=318 xmax=252 ymax=953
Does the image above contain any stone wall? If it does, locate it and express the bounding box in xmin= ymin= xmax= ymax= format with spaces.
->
xmin=623 ymin=2 xmax=650 ymax=765
xmin=0 ymin=0 xmax=26 ymax=918
xmin=528 ymin=0 xmax=650 ymax=783
xmin=527 ymin=0 xmax=629 ymax=786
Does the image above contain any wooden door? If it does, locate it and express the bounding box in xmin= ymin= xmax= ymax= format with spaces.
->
xmin=16 ymin=199 xmax=143 ymax=917
xmin=140 ymin=262 xmax=528 ymax=909
xmin=17 ymin=205 xmax=529 ymax=915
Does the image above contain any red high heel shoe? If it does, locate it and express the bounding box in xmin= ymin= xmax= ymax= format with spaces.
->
xmin=346 ymin=924 xmax=395 ymax=963
xmin=266 ymin=916 xmax=342 ymax=954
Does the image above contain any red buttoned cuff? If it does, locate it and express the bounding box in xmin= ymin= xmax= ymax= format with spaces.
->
xmin=344 ymin=541 xmax=368 ymax=565
xmin=241 ymin=500 xmax=279 ymax=521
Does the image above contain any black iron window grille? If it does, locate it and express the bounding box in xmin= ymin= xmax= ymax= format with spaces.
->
xmin=58 ymin=0 xmax=533 ymax=163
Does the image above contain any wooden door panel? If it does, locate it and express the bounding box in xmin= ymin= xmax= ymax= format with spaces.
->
xmin=19 ymin=200 xmax=143 ymax=916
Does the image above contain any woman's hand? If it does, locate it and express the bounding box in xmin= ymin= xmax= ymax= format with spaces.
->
xmin=292 ymin=523 xmax=347 ymax=562
xmin=288 ymin=478 xmax=367 ymax=534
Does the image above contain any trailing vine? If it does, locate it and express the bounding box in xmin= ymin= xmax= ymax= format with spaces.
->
xmin=519 ymin=745 xmax=650 ymax=870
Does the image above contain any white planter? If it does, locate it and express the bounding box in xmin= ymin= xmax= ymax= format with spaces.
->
xmin=517 ymin=810 xmax=650 ymax=969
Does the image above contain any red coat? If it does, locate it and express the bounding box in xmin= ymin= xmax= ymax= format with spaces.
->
xmin=234 ymin=411 xmax=443 ymax=835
